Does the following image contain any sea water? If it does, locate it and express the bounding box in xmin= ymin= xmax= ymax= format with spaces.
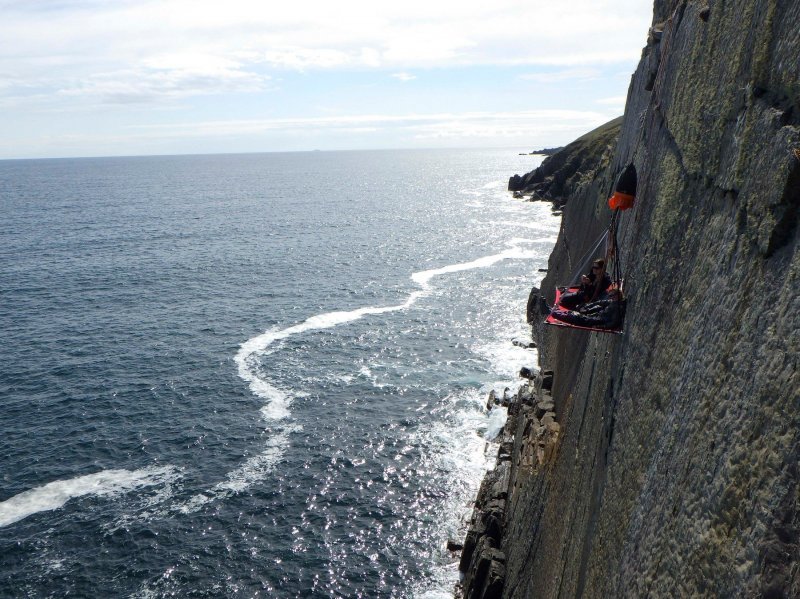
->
xmin=0 ymin=149 xmax=556 ymax=597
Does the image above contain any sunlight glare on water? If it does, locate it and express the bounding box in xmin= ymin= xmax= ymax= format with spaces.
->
xmin=0 ymin=149 xmax=556 ymax=597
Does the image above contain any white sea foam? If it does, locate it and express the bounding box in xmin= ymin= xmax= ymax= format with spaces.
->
xmin=213 ymin=426 xmax=297 ymax=494
xmin=411 ymin=242 xmax=536 ymax=288
xmin=0 ymin=466 xmax=180 ymax=528
xmin=213 ymin=445 xmax=284 ymax=494
xmin=167 ymin=426 xmax=298 ymax=517
xmin=174 ymin=493 xmax=212 ymax=515
xmin=485 ymin=406 xmax=509 ymax=441
xmin=507 ymin=235 xmax=558 ymax=245
xmin=237 ymin=238 xmax=540 ymax=421
xmin=406 ymin=388 xmax=502 ymax=598
xmin=490 ymin=219 xmax=561 ymax=233
xmin=107 ymin=431 xmax=296 ymax=524
xmin=235 ymin=303 xmax=418 ymax=420
xmin=477 ymin=340 xmax=538 ymax=381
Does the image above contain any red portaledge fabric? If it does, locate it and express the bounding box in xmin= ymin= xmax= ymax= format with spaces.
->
xmin=544 ymin=287 xmax=624 ymax=335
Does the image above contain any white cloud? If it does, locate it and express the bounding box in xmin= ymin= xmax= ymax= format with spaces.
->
xmin=0 ymin=0 xmax=650 ymax=156
xmin=259 ymin=48 xmax=352 ymax=70
xmin=391 ymin=72 xmax=417 ymax=82
xmin=519 ymin=68 xmax=601 ymax=83
xmin=55 ymin=57 xmax=268 ymax=104
xmin=0 ymin=1 xmax=651 ymax=93
xmin=3 ymin=107 xmax=621 ymax=157
xmin=403 ymin=111 xmax=611 ymax=140
xmin=124 ymin=109 xmax=611 ymax=139
xmin=595 ymin=95 xmax=628 ymax=106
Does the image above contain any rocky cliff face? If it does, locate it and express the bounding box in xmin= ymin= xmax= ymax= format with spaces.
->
xmin=461 ymin=0 xmax=800 ymax=597
xmin=508 ymin=117 xmax=622 ymax=210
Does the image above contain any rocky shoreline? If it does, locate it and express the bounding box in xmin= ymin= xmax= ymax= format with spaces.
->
xmin=455 ymin=369 xmax=557 ymax=599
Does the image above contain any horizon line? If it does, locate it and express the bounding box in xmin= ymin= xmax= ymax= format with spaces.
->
xmin=0 ymin=145 xmax=559 ymax=163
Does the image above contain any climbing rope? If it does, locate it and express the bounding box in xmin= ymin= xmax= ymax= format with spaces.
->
xmin=607 ymin=210 xmax=624 ymax=290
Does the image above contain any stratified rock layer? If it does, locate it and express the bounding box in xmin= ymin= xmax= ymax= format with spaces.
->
xmin=463 ymin=0 xmax=800 ymax=597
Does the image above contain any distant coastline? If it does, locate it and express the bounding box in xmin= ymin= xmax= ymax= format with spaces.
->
xmin=518 ymin=146 xmax=563 ymax=156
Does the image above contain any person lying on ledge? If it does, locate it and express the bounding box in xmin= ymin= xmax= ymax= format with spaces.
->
xmin=558 ymin=258 xmax=612 ymax=309
xmin=551 ymin=288 xmax=623 ymax=330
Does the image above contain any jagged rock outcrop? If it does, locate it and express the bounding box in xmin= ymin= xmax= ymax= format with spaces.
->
xmin=507 ymin=117 xmax=622 ymax=209
xmin=463 ymin=0 xmax=800 ymax=597
xmin=459 ymin=374 xmax=559 ymax=599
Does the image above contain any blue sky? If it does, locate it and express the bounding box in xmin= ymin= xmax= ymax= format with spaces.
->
xmin=0 ymin=0 xmax=652 ymax=159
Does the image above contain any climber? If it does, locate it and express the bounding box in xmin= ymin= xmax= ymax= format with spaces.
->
xmin=558 ymin=258 xmax=612 ymax=309
xmin=550 ymin=288 xmax=624 ymax=330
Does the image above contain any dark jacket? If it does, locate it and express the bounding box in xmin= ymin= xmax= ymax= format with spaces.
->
xmin=551 ymin=298 xmax=622 ymax=329
xmin=580 ymin=271 xmax=612 ymax=300
xmin=579 ymin=298 xmax=622 ymax=327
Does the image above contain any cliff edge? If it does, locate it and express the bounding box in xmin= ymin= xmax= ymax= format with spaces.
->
xmin=508 ymin=117 xmax=622 ymax=210
xmin=461 ymin=0 xmax=800 ymax=597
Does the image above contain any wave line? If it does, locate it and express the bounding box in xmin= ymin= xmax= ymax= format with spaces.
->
xmin=236 ymin=239 xmax=539 ymax=421
xmin=0 ymin=466 xmax=180 ymax=528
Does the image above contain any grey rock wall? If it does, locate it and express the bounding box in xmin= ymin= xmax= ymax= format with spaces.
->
xmin=462 ymin=0 xmax=800 ymax=597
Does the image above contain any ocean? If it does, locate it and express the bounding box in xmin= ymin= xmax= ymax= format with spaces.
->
xmin=0 ymin=149 xmax=555 ymax=598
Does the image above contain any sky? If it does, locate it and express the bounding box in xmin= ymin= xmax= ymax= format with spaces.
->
xmin=0 ymin=0 xmax=653 ymax=159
